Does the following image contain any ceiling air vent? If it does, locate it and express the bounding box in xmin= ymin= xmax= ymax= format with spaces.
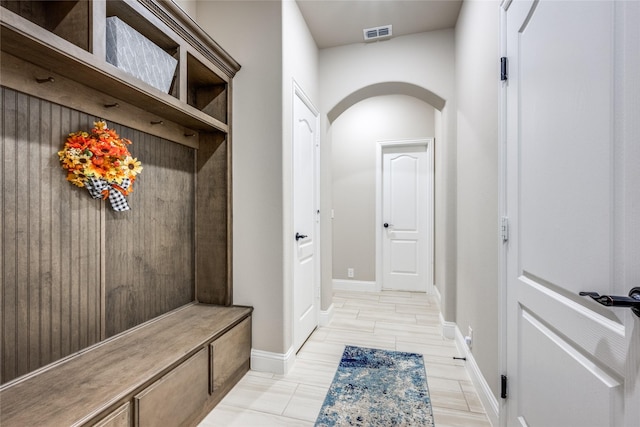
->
xmin=363 ymin=25 xmax=393 ymax=42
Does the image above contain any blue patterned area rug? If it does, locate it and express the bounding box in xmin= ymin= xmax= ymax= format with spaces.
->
xmin=315 ymin=346 xmax=435 ymax=426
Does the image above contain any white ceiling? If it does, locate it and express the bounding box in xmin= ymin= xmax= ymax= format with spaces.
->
xmin=296 ymin=0 xmax=463 ymax=49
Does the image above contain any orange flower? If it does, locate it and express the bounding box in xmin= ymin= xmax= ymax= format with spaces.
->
xmin=59 ymin=120 xmax=142 ymax=196
xmin=92 ymin=164 xmax=109 ymax=178
xmin=65 ymin=132 xmax=91 ymax=150
xmin=91 ymin=155 xmax=105 ymax=166
xmin=89 ymin=140 xmax=117 ymax=157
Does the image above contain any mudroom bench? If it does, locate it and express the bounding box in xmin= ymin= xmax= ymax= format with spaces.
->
xmin=1 ymin=2 xmax=249 ymax=425
xmin=0 ymin=304 xmax=252 ymax=427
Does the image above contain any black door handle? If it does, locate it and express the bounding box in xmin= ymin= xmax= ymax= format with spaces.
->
xmin=579 ymin=287 xmax=640 ymax=317
xmin=384 ymin=223 xmax=393 ymax=228
xmin=295 ymin=232 xmax=308 ymax=241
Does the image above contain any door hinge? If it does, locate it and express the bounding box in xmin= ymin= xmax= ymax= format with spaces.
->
xmin=500 ymin=57 xmax=508 ymax=81
xmin=501 ymin=375 xmax=508 ymax=399
xmin=501 ymin=217 xmax=509 ymax=242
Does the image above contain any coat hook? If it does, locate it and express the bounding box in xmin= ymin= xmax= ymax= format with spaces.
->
xmin=104 ymin=102 xmax=119 ymax=108
xmin=150 ymin=120 xmax=164 ymax=125
xmin=36 ymin=77 xmax=55 ymax=83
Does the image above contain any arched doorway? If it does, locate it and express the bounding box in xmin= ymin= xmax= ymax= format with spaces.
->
xmin=329 ymin=93 xmax=437 ymax=293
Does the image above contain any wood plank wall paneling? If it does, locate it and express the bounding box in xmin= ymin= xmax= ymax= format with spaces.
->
xmin=1 ymin=88 xmax=102 ymax=384
xmin=105 ymin=125 xmax=195 ymax=337
xmin=1 ymin=88 xmax=197 ymax=382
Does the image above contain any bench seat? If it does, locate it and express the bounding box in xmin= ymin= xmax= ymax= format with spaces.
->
xmin=0 ymin=303 xmax=252 ymax=426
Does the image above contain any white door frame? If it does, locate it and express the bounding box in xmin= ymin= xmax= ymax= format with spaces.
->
xmin=291 ymin=81 xmax=320 ymax=353
xmin=498 ymin=2 xmax=509 ymax=425
xmin=376 ymin=138 xmax=434 ymax=293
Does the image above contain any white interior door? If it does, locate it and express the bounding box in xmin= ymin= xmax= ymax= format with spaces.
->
xmin=293 ymin=88 xmax=319 ymax=353
xmin=503 ymin=1 xmax=639 ymax=426
xmin=381 ymin=143 xmax=432 ymax=292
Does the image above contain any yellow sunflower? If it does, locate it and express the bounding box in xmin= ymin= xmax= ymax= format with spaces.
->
xmin=103 ymin=166 xmax=122 ymax=183
xmin=66 ymin=172 xmax=86 ymax=187
xmin=72 ymin=152 xmax=93 ymax=169
xmin=84 ymin=162 xmax=102 ymax=178
xmin=123 ymin=157 xmax=143 ymax=176
xmin=60 ymin=154 xmax=76 ymax=169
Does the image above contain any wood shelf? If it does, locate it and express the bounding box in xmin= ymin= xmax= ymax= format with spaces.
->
xmin=188 ymin=53 xmax=228 ymax=124
xmin=0 ymin=0 xmax=91 ymax=51
xmin=0 ymin=0 xmax=239 ymax=134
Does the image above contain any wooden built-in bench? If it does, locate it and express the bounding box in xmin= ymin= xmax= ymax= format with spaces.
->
xmin=0 ymin=304 xmax=252 ymax=427
xmin=1 ymin=3 xmax=248 ymax=425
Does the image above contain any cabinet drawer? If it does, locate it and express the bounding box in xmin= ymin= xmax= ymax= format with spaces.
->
xmin=93 ymin=403 xmax=131 ymax=427
xmin=134 ymin=349 xmax=208 ymax=427
xmin=210 ymin=317 xmax=251 ymax=395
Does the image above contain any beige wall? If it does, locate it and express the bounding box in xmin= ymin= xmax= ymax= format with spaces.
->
xmin=455 ymin=0 xmax=500 ymax=398
xmin=172 ymin=0 xmax=196 ymax=18
xmin=282 ymin=0 xmax=320 ymax=346
xmin=180 ymin=4 xmax=501 ymax=400
xmin=192 ymin=1 xmax=286 ymax=355
xmin=191 ymin=0 xmax=319 ymax=357
xmin=332 ymin=95 xmax=435 ymax=282
xmin=320 ymin=30 xmax=458 ymax=321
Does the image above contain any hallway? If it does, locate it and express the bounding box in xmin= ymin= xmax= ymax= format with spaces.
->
xmin=199 ymin=291 xmax=491 ymax=426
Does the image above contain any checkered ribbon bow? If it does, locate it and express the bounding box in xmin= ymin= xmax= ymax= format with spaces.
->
xmin=85 ymin=177 xmax=131 ymax=211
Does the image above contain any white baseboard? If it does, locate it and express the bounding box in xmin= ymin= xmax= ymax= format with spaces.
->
xmin=320 ymin=303 xmax=335 ymax=326
xmin=433 ymin=284 xmax=442 ymax=307
xmin=432 ymin=284 xmax=498 ymax=425
xmin=332 ymin=279 xmax=378 ymax=292
xmin=250 ymin=347 xmax=295 ymax=375
xmin=441 ymin=316 xmax=457 ymax=340
xmin=453 ymin=326 xmax=499 ymax=427
xmin=433 ymin=286 xmax=457 ymax=340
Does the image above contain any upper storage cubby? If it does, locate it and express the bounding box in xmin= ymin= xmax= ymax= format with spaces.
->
xmin=0 ymin=0 xmax=239 ymax=136
xmin=188 ymin=53 xmax=228 ymax=124
xmin=0 ymin=0 xmax=90 ymax=51
xmin=105 ymin=1 xmax=180 ymax=99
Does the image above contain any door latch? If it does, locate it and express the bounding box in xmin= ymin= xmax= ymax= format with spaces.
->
xmin=579 ymin=287 xmax=640 ymax=318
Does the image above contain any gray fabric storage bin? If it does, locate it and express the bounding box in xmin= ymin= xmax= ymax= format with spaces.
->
xmin=106 ymin=16 xmax=177 ymax=93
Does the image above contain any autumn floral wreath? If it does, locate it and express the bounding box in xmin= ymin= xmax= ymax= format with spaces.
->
xmin=58 ymin=120 xmax=142 ymax=211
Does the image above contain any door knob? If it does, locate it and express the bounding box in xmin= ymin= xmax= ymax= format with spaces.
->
xmin=383 ymin=223 xmax=393 ymax=228
xmin=295 ymin=232 xmax=308 ymax=241
xmin=579 ymin=287 xmax=640 ymax=318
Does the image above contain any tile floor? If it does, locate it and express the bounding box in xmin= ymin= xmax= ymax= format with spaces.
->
xmin=198 ymin=290 xmax=492 ymax=427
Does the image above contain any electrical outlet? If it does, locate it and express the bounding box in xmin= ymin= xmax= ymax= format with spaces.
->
xmin=347 ymin=268 xmax=354 ymax=278
xmin=465 ymin=326 xmax=473 ymax=350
